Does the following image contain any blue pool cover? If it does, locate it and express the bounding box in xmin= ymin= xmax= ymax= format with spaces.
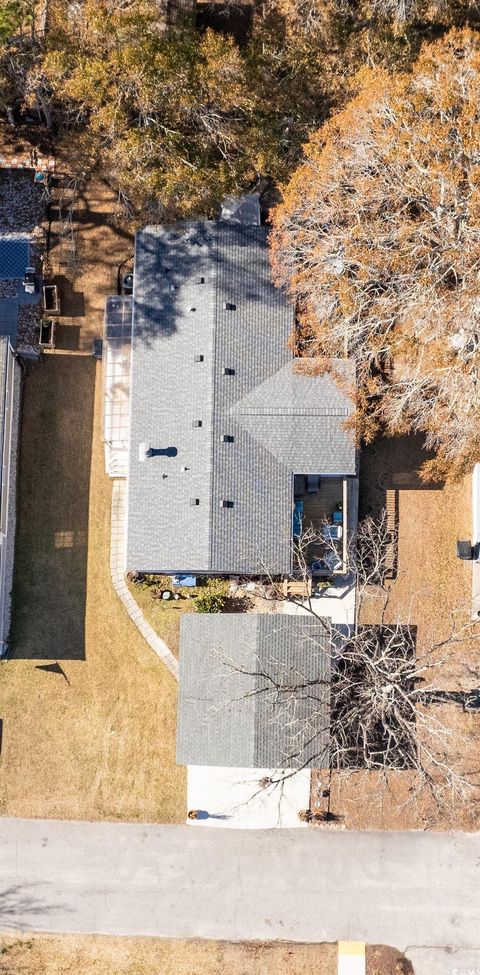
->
xmin=0 ymin=237 xmax=29 ymax=280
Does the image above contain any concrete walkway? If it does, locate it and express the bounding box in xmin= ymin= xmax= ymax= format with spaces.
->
xmin=1 ymin=818 xmax=479 ymax=975
xmin=110 ymin=479 xmax=178 ymax=679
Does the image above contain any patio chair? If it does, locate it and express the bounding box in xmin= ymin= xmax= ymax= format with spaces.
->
xmin=322 ymin=524 xmax=343 ymax=541
xmin=306 ymin=474 xmax=321 ymax=494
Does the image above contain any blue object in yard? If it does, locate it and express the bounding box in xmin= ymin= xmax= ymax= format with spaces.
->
xmin=0 ymin=237 xmax=29 ymax=280
xmin=333 ymin=510 xmax=343 ymax=524
xmin=170 ymin=574 xmax=197 ymax=587
xmin=293 ymin=500 xmax=304 ymax=539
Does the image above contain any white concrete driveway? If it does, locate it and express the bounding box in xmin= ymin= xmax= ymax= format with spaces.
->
xmin=1 ymin=818 xmax=480 ymax=975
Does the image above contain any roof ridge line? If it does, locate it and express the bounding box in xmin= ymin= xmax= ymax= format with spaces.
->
xmin=207 ymin=223 xmax=220 ymax=568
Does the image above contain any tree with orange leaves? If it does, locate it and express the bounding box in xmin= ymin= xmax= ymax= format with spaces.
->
xmin=270 ymin=29 xmax=480 ymax=481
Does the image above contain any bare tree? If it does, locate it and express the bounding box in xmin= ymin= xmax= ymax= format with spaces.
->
xmin=221 ymin=513 xmax=480 ymax=820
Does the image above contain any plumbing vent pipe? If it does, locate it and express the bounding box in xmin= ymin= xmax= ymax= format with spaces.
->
xmin=139 ymin=442 xmax=152 ymax=462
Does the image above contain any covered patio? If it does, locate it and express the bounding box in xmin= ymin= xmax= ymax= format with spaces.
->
xmin=293 ymin=474 xmax=350 ymax=576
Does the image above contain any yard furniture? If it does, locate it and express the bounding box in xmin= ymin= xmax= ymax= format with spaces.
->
xmin=293 ymin=499 xmax=304 ymax=539
xmin=311 ymin=552 xmax=343 ymax=574
xmin=23 ymin=267 xmax=36 ymax=295
xmin=332 ymin=510 xmax=343 ymax=524
xmin=322 ymin=524 xmax=343 ymax=541
xmin=306 ymin=474 xmax=321 ymax=494
xmin=283 ymin=577 xmax=312 ymax=599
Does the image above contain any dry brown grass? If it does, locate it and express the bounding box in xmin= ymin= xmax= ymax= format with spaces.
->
xmin=127 ymin=580 xmax=198 ymax=657
xmin=323 ymin=434 xmax=480 ymax=831
xmin=0 ymin=178 xmax=186 ymax=823
xmin=0 ymin=935 xmax=338 ymax=975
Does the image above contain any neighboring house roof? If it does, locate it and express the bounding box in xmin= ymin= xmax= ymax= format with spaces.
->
xmin=176 ymin=613 xmax=331 ymax=769
xmin=126 ymin=221 xmax=355 ymax=575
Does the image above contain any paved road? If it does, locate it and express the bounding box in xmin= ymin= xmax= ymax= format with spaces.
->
xmin=1 ymin=819 xmax=480 ymax=975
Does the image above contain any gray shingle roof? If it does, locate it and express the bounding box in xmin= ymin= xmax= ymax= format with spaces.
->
xmin=176 ymin=613 xmax=331 ymax=769
xmin=126 ymin=221 xmax=356 ymax=574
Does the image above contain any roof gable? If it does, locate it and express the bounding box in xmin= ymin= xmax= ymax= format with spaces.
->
xmin=126 ymin=221 xmax=356 ymax=575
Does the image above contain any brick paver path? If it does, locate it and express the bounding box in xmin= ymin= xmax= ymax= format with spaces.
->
xmin=110 ymin=479 xmax=178 ymax=679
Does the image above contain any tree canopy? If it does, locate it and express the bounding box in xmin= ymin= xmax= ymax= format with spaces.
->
xmin=39 ymin=0 xmax=310 ymax=216
xmin=270 ymin=29 xmax=480 ymax=480
xmin=3 ymin=0 xmax=480 ymax=221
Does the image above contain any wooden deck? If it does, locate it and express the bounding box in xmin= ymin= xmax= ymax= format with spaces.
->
xmin=295 ymin=476 xmax=347 ymax=574
xmin=302 ymin=477 xmax=344 ymax=534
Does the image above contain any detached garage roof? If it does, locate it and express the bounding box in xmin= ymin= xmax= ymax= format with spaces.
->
xmin=177 ymin=613 xmax=331 ymax=770
xmin=126 ymin=220 xmax=355 ymax=575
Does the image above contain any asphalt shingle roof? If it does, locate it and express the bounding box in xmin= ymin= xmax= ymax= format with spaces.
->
xmin=126 ymin=221 xmax=355 ymax=574
xmin=176 ymin=613 xmax=331 ymax=769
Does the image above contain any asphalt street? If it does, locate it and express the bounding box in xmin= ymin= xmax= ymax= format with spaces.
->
xmin=1 ymin=818 xmax=479 ymax=975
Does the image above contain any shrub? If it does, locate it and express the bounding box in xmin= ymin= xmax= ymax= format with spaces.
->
xmin=195 ymin=578 xmax=229 ymax=613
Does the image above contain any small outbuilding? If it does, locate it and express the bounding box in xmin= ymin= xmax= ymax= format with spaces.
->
xmin=177 ymin=612 xmax=331 ymax=827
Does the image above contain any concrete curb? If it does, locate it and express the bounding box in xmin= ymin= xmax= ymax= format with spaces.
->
xmin=337 ymin=942 xmax=365 ymax=975
xmin=110 ymin=479 xmax=179 ymax=680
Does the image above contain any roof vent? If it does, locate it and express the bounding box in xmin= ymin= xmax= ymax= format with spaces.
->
xmin=223 ymin=301 xmax=236 ymax=310
xmin=190 ymin=497 xmax=200 ymax=506
xmin=139 ymin=444 xmax=177 ymax=460
xmin=222 ymin=434 xmax=234 ymax=443
xmin=222 ymin=499 xmax=234 ymax=508
xmin=192 ymin=419 xmax=202 ymax=428
xmin=223 ymin=367 xmax=235 ymax=376
xmin=195 ymin=276 xmax=205 ymax=284
xmin=194 ymin=354 xmax=204 ymax=362
xmin=139 ymin=442 xmax=152 ymax=462
xmin=189 ymin=306 xmax=196 ymax=313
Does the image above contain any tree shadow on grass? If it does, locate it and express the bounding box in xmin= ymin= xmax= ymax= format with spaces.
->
xmin=10 ymin=355 xmax=96 ymax=660
xmin=359 ymin=433 xmax=444 ymax=522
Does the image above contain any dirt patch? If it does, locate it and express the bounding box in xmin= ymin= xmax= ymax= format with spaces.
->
xmin=0 ymin=935 xmax=338 ymax=975
xmin=366 ymin=945 xmax=414 ymax=975
xmin=47 ymin=175 xmax=134 ymax=352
